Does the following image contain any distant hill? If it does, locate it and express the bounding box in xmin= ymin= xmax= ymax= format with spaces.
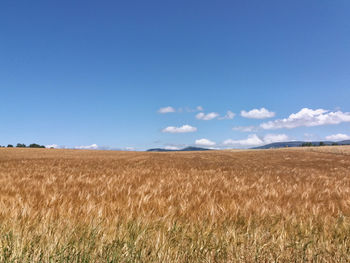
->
xmin=253 ymin=140 xmax=350 ymax=149
xmin=147 ymin=146 xmax=211 ymax=152
xmin=147 ymin=141 xmax=350 ymax=151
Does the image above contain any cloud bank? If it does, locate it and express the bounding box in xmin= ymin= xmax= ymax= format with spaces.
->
xmin=45 ymin=144 xmax=59 ymax=148
xmin=260 ymin=108 xmax=350 ymax=129
xmin=223 ymin=134 xmax=289 ymax=147
xmin=195 ymin=138 xmax=216 ymax=146
xmin=325 ymin=133 xmax=350 ymax=141
xmin=75 ymin=144 xmax=99 ymax=150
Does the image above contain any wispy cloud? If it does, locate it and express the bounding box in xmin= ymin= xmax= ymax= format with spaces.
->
xmin=196 ymin=110 xmax=235 ymax=120
xmin=162 ymin=125 xmax=197 ymax=133
xmin=241 ymin=108 xmax=275 ymax=119
xmin=159 ymin=106 xmax=204 ymax=114
xmin=219 ymin=110 xmax=235 ymax=120
xmin=195 ymin=138 xmax=216 ymax=146
xmin=178 ymin=106 xmax=205 ymax=113
xmin=303 ymin=133 xmax=316 ymax=140
xmin=124 ymin=147 xmax=136 ymax=151
xmin=196 ymin=112 xmax=219 ymax=120
xmin=232 ymin=126 xmax=257 ymax=132
xmin=260 ymin=108 xmax=350 ymax=129
xmin=158 ymin=106 xmax=176 ymax=114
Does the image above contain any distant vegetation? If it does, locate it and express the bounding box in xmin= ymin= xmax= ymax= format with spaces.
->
xmin=0 ymin=143 xmax=46 ymax=148
xmin=302 ymin=141 xmax=336 ymax=147
xmin=28 ymin=143 xmax=46 ymax=148
xmin=255 ymin=140 xmax=350 ymax=149
xmin=301 ymin=142 xmax=314 ymax=147
xmin=301 ymin=142 xmax=326 ymax=147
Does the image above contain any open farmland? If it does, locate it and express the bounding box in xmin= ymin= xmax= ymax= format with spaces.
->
xmin=1 ymin=147 xmax=350 ymax=262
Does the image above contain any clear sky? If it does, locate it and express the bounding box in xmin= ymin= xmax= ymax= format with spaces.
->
xmin=1 ymin=0 xmax=350 ymax=150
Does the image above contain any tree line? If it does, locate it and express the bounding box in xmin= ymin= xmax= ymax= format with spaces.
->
xmin=0 ymin=143 xmax=46 ymax=148
xmin=301 ymin=142 xmax=339 ymax=147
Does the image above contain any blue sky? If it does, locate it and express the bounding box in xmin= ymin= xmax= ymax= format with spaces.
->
xmin=1 ymin=0 xmax=350 ymax=150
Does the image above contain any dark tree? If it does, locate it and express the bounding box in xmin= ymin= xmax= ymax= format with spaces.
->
xmin=29 ymin=143 xmax=45 ymax=148
xmin=301 ymin=142 xmax=313 ymax=147
xmin=7 ymin=144 xmax=13 ymax=148
xmin=16 ymin=143 xmax=26 ymax=148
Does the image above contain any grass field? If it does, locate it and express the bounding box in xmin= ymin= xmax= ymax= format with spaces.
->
xmin=0 ymin=147 xmax=350 ymax=262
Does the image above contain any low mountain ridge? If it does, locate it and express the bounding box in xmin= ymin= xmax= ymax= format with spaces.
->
xmin=147 ymin=146 xmax=211 ymax=152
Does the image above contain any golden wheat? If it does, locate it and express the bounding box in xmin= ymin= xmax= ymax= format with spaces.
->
xmin=0 ymin=147 xmax=350 ymax=262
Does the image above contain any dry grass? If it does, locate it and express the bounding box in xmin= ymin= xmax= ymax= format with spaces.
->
xmin=0 ymin=147 xmax=350 ymax=262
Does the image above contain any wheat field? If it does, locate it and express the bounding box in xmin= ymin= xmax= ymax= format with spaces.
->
xmin=0 ymin=147 xmax=350 ymax=262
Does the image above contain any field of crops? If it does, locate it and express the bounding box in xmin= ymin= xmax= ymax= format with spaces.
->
xmin=1 ymin=147 xmax=350 ymax=262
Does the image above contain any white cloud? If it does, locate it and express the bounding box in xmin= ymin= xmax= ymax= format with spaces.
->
xmin=75 ymin=144 xmax=99 ymax=150
xmin=223 ymin=134 xmax=263 ymax=146
xmin=196 ymin=106 xmax=204 ymax=111
xmin=260 ymin=108 xmax=350 ymax=130
xmin=232 ymin=126 xmax=256 ymax=132
xmin=46 ymin=144 xmax=59 ymax=149
xmin=158 ymin=106 xmax=176 ymax=114
xmin=325 ymin=133 xmax=350 ymax=141
xmin=195 ymin=138 xmax=216 ymax=146
xmin=162 ymin=125 xmax=197 ymax=133
xmin=164 ymin=146 xmax=181 ymax=150
xmin=196 ymin=112 xmax=219 ymax=120
xmin=263 ymin=134 xmax=289 ymax=144
xmin=219 ymin=110 xmax=235 ymax=120
xmin=241 ymin=108 xmax=275 ymax=119
xmin=223 ymin=134 xmax=289 ymax=147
